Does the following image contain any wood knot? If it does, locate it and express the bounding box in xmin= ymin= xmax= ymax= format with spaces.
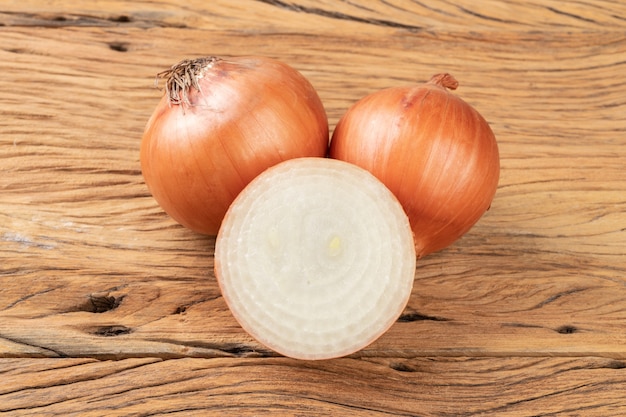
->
xmin=556 ymin=325 xmax=578 ymax=334
xmin=87 ymin=294 xmax=123 ymax=313
xmin=109 ymin=42 xmax=129 ymax=52
xmin=390 ymin=362 xmax=417 ymax=372
xmin=93 ymin=325 xmax=132 ymax=337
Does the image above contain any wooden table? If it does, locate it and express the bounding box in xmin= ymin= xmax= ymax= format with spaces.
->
xmin=1 ymin=1 xmax=625 ymax=415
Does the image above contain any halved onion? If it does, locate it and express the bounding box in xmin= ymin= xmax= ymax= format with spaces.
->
xmin=214 ymin=157 xmax=416 ymax=360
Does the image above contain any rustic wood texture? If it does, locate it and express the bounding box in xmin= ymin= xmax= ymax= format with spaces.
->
xmin=1 ymin=0 xmax=625 ymax=415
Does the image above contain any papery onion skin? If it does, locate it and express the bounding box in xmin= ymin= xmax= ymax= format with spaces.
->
xmin=329 ymin=74 xmax=499 ymax=258
xmin=141 ymin=56 xmax=329 ymax=235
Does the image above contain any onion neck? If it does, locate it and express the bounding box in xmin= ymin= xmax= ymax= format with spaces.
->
xmin=155 ymin=56 xmax=220 ymax=107
xmin=428 ymin=73 xmax=458 ymax=91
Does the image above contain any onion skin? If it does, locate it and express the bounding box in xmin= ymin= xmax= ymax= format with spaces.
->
xmin=141 ymin=56 xmax=329 ymax=235
xmin=329 ymin=74 xmax=499 ymax=258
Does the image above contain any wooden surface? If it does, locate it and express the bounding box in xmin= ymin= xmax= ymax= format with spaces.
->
xmin=1 ymin=0 xmax=625 ymax=415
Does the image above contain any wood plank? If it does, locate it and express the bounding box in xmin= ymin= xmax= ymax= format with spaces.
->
xmin=1 ymin=356 xmax=625 ymax=416
xmin=1 ymin=16 xmax=624 ymax=358
xmin=2 ymin=0 xmax=626 ymax=33
xmin=1 ymin=1 xmax=626 ymax=415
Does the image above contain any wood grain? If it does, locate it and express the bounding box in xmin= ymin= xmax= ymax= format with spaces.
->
xmin=1 ymin=0 xmax=626 ymax=414
xmin=1 ymin=356 xmax=625 ymax=416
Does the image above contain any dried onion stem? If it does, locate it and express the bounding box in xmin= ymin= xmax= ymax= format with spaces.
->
xmin=154 ymin=57 xmax=220 ymax=107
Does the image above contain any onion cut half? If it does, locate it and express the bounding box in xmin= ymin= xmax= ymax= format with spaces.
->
xmin=214 ymin=157 xmax=416 ymax=360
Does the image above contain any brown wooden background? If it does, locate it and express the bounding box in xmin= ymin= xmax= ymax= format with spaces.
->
xmin=1 ymin=0 xmax=625 ymax=415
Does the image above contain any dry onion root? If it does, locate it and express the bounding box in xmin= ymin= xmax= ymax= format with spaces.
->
xmin=215 ymin=157 xmax=416 ymax=360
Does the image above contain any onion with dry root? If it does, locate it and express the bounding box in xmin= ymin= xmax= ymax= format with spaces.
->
xmin=141 ymin=56 xmax=329 ymax=235
xmin=215 ymin=157 xmax=416 ymax=360
xmin=329 ymin=74 xmax=500 ymax=258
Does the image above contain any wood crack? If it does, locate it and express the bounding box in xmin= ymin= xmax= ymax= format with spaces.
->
xmin=482 ymin=382 xmax=600 ymax=416
xmin=531 ymin=287 xmax=590 ymax=310
xmin=546 ymin=6 xmax=597 ymax=23
xmin=0 ymin=11 xmax=185 ymax=28
xmin=0 ymin=287 xmax=63 ymax=312
xmin=397 ymin=311 xmax=451 ymax=322
xmin=0 ymin=334 xmax=66 ymax=358
xmin=142 ymin=339 xmax=276 ymax=358
xmin=255 ymin=0 xmax=426 ymax=32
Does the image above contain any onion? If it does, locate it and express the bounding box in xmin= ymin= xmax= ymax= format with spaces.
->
xmin=329 ymin=73 xmax=499 ymax=258
xmin=140 ymin=56 xmax=329 ymax=235
xmin=215 ymin=157 xmax=416 ymax=360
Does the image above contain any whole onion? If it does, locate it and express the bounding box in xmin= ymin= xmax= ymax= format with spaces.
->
xmin=141 ymin=56 xmax=329 ymax=235
xmin=329 ymin=73 xmax=500 ymax=258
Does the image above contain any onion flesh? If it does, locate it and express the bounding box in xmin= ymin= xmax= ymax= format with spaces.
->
xmin=329 ymin=74 xmax=499 ymax=258
xmin=214 ymin=157 xmax=416 ymax=360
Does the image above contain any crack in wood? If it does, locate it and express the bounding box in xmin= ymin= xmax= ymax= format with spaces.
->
xmin=108 ymin=42 xmax=129 ymax=52
xmin=546 ymin=6 xmax=597 ymax=23
xmin=0 ymin=287 xmax=62 ymax=312
xmin=556 ymin=325 xmax=578 ymax=334
xmin=142 ymin=338 xmax=275 ymax=358
xmin=0 ymin=334 xmax=67 ymax=358
xmin=0 ymin=11 xmax=185 ymax=28
xmin=388 ymin=362 xmax=416 ymax=372
xmin=397 ymin=312 xmax=451 ymax=322
xmin=92 ymin=325 xmax=132 ymax=337
xmin=255 ymin=0 xmax=425 ymax=32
